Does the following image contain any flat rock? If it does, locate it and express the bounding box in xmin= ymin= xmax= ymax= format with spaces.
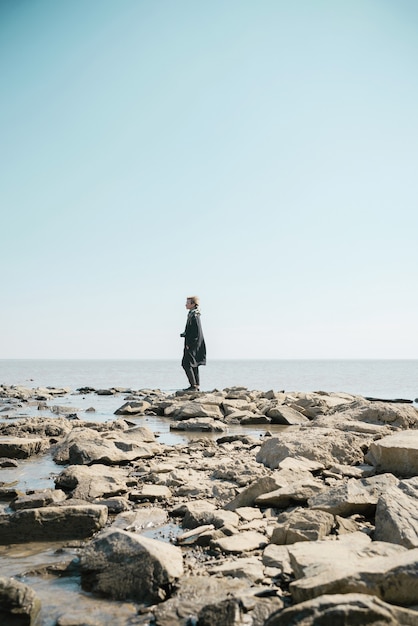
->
xmin=211 ymin=530 xmax=267 ymax=554
xmin=365 ymin=430 xmax=418 ymax=475
xmin=0 ymin=504 xmax=108 ymax=543
xmin=55 ymin=464 xmax=129 ymax=500
xmin=266 ymin=404 xmax=310 ymax=425
xmin=264 ymin=592 xmax=418 ymax=626
xmin=11 ymin=489 xmax=67 ymax=511
xmin=0 ymin=436 xmax=46 ymax=459
xmin=170 ymin=418 xmax=226 ymax=432
xmin=270 ymin=508 xmax=334 ymax=544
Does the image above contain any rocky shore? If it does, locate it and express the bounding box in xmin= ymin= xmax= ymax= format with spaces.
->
xmin=1 ymin=383 xmax=418 ymax=625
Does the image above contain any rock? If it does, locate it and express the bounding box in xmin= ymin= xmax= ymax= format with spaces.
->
xmin=266 ymin=404 xmax=310 ymax=425
xmin=207 ymin=556 xmax=265 ymax=582
xmin=170 ymin=418 xmax=226 ymax=432
xmin=264 ymin=592 xmax=418 ymax=626
xmin=114 ymin=400 xmax=151 ymax=415
xmin=53 ymin=427 xmax=157 ymax=465
xmin=224 ymin=475 xmax=284 ymax=511
xmin=180 ymin=500 xmax=217 ymax=529
xmin=290 ymin=547 xmax=418 ymax=605
xmin=374 ymin=484 xmax=418 ymax=548
xmin=0 ymin=458 xmax=19 ymax=468
xmin=365 ymin=430 xmax=418 ymax=475
xmin=334 ymin=399 xmax=418 ymax=429
xmin=11 ymin=489 xmax=67 ymax=511
xmin=80 ymin=529 xmax=183 ymax=602
xmin=0 ymin=576 xmax=41 ymax=625
xmin=111 ymin=507 xmax=168 ymax=532
xmin=153 ymin=575 xmax=283 ymax=626
xmin=55 ymin=464 xmax=129 ymax=500
xmin=165 ymin=401 xmax=223 ymax=420
xmin=256 ymin=428 xmax=368 ymax=470
xmin=262 ymin=544 xmax=293 ymax=575
xmin=129 ymin=485 xmax=172 ymax=502
xmin=270 ymin=508 xmax=334 ymax=544
xmin=255 ymin=472 xmax=325 ymax=508
xmin=0 ymin=504 xmax=108 ymax=543
xmin=308 ymin=474 xmax=399 ymax=516
xmin=236 ymin=507 xmax=264 ymax=522
xmin=0 ymin=436 xmax=46 ymax=459
xmin=211 ymin=530 xmax=267 ymax=554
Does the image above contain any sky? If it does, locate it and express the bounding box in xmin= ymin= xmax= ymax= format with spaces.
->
xmin=1 ymin=0 xmax=418 ymax=360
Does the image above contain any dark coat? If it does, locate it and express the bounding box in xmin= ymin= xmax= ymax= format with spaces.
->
xmin=182 ymin=309 xmax=206 ymax=367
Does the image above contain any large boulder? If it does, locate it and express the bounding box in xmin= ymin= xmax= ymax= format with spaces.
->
xmin=53 ymin=427 xmax=157 ymax=465
xmin=290 ymin=546 xmax=418 ymax=605
xmin=0 ymin=504 xmax=108 ymax=543
xmin=365 ymin=430 xmax=418 ymax=475
xmin=0 ymin=576 xmax=41 ymax=625
xmin=256 ymin=428 xmax=369 ymax=469
xmin=80 ymin=529 xmax=183 ymax=602
xmin=374 ymin=484 xmax=418 ymax=548
xmin=55 ymin=464 xmax=129 ymax=500
xmin=0 ymin=436 xmax=46 ymax=459
xmin=264 ymin=592 xmax=418 ymax=626
xmin=332 ymin=399 xmax=418 ymax=429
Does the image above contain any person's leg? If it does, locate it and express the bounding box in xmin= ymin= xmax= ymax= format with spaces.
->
xmin=193 ymin=366 xmax=200 ymax=387
xmin=182 ymin=353 xmax=198 ymax=388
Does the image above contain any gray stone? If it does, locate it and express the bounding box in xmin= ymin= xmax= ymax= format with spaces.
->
xmin=11 ymin=489 xmax=67 ymax=511
xmin=170 ymin=418 xmax=226 ymax=432
xmin=0 ymin=576 xmax=41 ymax=625
xmin=224 ymin=475 xmax=284 ymax=511
xmin=55 ymin=464 xmax=128 ymax=500
xmin=0 ymin=436 xmax=46 ymax=459
xmin=264 ymin=592 xmax=418 ymax=626
xmin=114 ymin=400 xmax=151 ymax=414
xmin=80 ymin=529 xmax=183 ymax=602
xmin=0 ymin=504 xmax=108 ymax=543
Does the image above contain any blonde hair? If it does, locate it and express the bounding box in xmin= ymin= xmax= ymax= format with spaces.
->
xmin=187 ymin=296 xmax=200 ymax=307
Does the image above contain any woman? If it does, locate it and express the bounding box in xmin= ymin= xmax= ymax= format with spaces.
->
xmin=180 ymin=296 xmax=206 ymax=391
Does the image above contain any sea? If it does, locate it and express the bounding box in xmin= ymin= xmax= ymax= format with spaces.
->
xmin=0 ymin=359 xmax=417 ymax=402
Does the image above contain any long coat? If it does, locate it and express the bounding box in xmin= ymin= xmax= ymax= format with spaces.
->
xmin=182 ymin=309 xmax=206 ymax=367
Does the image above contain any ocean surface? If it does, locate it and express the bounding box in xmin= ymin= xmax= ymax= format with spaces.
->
xmin=0 ymin=359 xmax=417 ymax=402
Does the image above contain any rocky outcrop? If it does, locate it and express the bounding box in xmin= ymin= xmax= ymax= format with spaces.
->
xmin=1 ymin=384 xmax=418 ymax=625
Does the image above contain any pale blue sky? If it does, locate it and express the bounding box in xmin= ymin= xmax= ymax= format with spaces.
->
xmin=1 ymin=0 xmax=417 ymax=359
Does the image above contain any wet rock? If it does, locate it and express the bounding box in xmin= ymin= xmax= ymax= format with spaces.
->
xmin=10 ymin=488 xmax=67 ymax=511
xmin=365 ymin=430 xmax=418 ymax=475
xmin=0 ymin=575 xmax=41 ymax=625
xmin=0 ymin=457 xmax=19 ymax=467
xmin=53 ymin=427 xmax=157 ymax=465
xmin=170 ymin=417 xmax=226 ymax=432
xmin=178 ymin=500 xmax=217 ymax=529
xmin=80 ymin=529 xmax=183 ymax=602
xmin=165 ymin=401 xmax=223 ymax=420
xmin=0 ymin=436 xmax=46 ymax=459
xmin=93 ymin=496 xmax=132 ymax=513
xmin=264 ymin=592 xmax=418 ymax=626
xmin=111 ymin=506 xmax=168 ymax=532
xmin=0 ymin=504 xmax=108 ymax=543
xmin=55 ymin=464 xmax=129 ymax=500
xmin=114 ymin=400 xmax=151 ymax=415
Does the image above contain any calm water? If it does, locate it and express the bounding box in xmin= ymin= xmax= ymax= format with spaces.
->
xmin=0 ymin=359 xmax=417 ymax=401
